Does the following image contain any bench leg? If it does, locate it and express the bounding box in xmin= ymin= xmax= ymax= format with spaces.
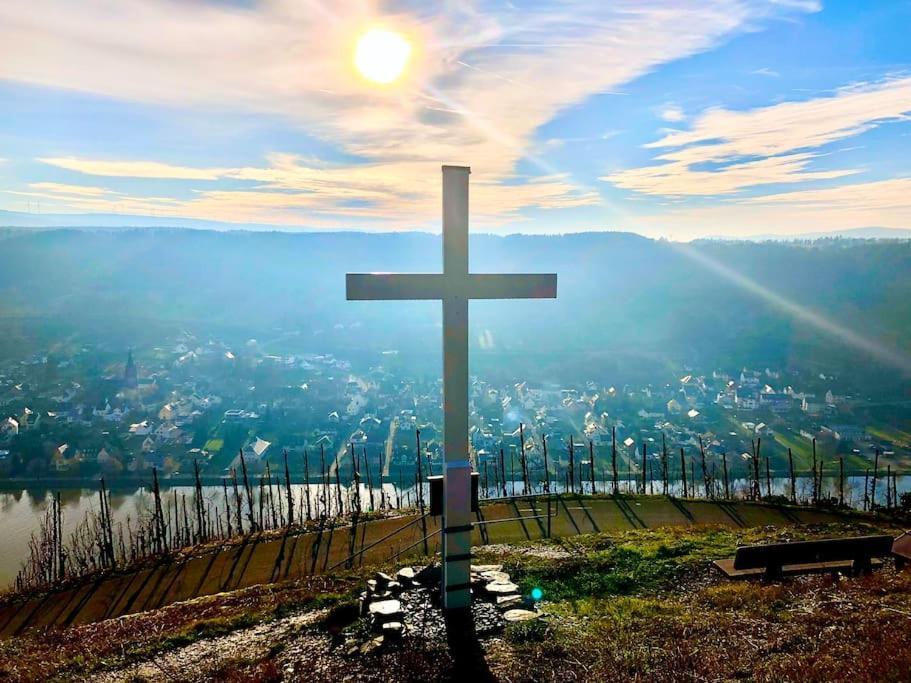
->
xmin=763 ymin=563 xmax=783 ymax=581
xmin=896 ymin=556 xmax=907 ymax=571
xmin=852 ymin=556 xmax=872 ymax=576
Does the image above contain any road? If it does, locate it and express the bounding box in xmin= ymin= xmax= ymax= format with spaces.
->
xmin=382 ymin=417 xmax=397 ymax=477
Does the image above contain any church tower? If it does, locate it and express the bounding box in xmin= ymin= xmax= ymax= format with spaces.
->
xmin=124 ymin=349 xmax=138 ymax=390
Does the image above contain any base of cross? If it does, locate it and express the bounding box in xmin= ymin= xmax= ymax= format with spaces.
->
xmin=441 ymin=460 xmax=473 ymax=609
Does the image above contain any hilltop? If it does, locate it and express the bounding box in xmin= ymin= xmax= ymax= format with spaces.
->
xmin=0 ymin=229 xmax=910 ymax=390
xmin=2 ymin=520 xmax=909 ymax=682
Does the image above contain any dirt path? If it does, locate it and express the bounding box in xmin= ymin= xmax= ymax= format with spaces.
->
xmin=90 ymin=609 xmax=326 ymax=682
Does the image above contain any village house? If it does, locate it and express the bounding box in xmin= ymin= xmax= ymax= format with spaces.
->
xmin=129 ymin=420 xmax=152 ymax=436
xmin=0 ymin=416 xmax=18 ymax=439
xmin=231 ymin=437 xmax=272 ymax=468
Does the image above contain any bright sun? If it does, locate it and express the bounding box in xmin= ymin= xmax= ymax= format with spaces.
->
xmin=354 ymin=28 xmax=412 ymax=84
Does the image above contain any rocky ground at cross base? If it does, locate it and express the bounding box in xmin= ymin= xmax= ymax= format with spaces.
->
xmin=2 ymin=521 xmax=911 ymax=682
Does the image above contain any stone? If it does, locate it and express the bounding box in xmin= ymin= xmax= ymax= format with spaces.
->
xmin=396 ymin=567 xmax=416 ymax=583
xmin=480 ymin=570 xmax=511 ymax=583
xmin=375 ymin=571 xmax=393 ymax=587
xmin=485 ymin=581 xmax=520 ymax=594
xmin=382 ymin=621 xmax=404 ymax=638
xmin=495 ymin=594 xmax=522 ymax=608
xmin=387 ymin=580 xmax=403 ymax=594
xmin=366 ymin=579 xmax=377 ymax=592
xmin=471 ymin=564 xmax=503 ymax=573
xmin=368 ymin=598 xmax=403 ymax=621
xmin=503 ymin=609 xmax=539 ymax=622
xmin=360 ymin=636 xmax=384 ymax=654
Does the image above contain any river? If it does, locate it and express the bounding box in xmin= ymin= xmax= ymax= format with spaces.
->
xmin=0 ymin=475 xmax=907 ymax=588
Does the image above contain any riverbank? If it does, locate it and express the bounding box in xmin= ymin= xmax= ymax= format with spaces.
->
xmin=2 ymin=468 xmax=909 ymax=491
xmin=0 ymin=494 xmax=891 ymax=637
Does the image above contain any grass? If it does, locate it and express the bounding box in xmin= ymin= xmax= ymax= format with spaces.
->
xmin=476 ymin=522 xmax=911 ymax=683
xmin=773 ymin=431 xmax=815 ymax=469
xmin=0 ymin=575 xmax=357 ymax=682
xmin=868 ymin=424 xmax=911 ymax=449
xmin=4 ymin=521 xmax=910 ymax=682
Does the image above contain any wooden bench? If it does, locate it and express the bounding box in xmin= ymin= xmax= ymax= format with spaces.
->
xmin=893 ymin=532 xmax=911 ymax=570
xmin=715 ymin=535 xmax=894 ymax=580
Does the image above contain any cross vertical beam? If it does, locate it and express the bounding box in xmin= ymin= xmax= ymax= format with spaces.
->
xmin=441 ymin=166 xmax=472 ymax=609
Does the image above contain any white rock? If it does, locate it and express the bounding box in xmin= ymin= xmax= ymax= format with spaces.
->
xmin=481 ymin=570 xmax=511 ymax=583
xmin=360 ymin=636 xmax=384 ymax=654
xmin=471 ymin=564 xmax=503 ymax=573
xmin=496 ymin=594 xmax=522 ymax=608
xmin=368 ymin=598 xmax=402 ymax=617
xmin=396 ymin=567 xmax=416 ymax=581
xmin=503 ymin=609 xmax=538 ymax=622
xmin=485 ymin=581 xmax=520 ymax=594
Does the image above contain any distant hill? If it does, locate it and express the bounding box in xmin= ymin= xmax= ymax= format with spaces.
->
xmin=0 ymin=229 xmax=909 ymax=388
xmin=705 ymin=226 xmax=911 ymax=241
xmin=0 ymin=209 xmax=311 ymax=232
xmin=5 ymin=211 xmax=909 ymax=242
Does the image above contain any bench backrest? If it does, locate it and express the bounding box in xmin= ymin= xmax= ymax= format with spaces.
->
xmin=733 ymin=535 xmax=894 ymax=570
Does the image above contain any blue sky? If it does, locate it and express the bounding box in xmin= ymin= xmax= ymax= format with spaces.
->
xmin=1 ymin=0 xmax=910 ymax=239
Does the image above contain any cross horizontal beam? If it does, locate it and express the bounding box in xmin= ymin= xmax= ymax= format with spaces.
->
xmin=346 ymin=273 xmax=557 ymax=301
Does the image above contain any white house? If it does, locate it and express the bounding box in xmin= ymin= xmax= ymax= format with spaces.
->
xmin=129 ymin=420 xmax=152 ymax=436
xmin=155 ymin=423 xmax=181 ymax=442
xmin=158 ymin=403 xmax=175 ymax=421
xmin=0 ymin=416 xmax=18 ymax=438
xmin=236 ymin=437 xmax=272 ymax=465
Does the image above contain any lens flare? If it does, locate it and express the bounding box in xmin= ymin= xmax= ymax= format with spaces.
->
xmin=531 ymin=587 xmax=544 ymax=601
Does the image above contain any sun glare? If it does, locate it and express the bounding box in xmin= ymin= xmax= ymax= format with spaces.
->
xmin=354 ymin=28 xmax=411 ymax=84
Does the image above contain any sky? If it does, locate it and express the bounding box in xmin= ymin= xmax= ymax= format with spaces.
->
xmin=1 ymin=0 xmax=910 ymax=240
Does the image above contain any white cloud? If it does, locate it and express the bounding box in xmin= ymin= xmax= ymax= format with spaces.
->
xmin=660 ymin=105 xmax=685 ymax=122
xmin=604 ymin=77 xmax=911 ymax=197
xmin=769 ymin=0 xmax=822 ymax=11
xmin=38 ymin=158 xmax=222 ymax=180
xmin=628 ymin=177 xmax=911 ymax=240
xmin=27 ymin=153 xmax=600 ymax=227
xmin=29 ymin=182 xmax=117 ymax=197
xmin=0 ymin=0 xmax=816 ymax=225
xmin=605 ymin=152 xmax=857 ymax=196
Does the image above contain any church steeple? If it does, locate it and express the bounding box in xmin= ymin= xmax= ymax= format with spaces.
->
xmin=124 ymin=349 xmax=138 ymax=390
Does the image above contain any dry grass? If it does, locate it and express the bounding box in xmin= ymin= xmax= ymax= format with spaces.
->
xmin=2 ymin=522 xmax=909 ymax=682
xmin=0 ymin=575 xmax=355 ymax=681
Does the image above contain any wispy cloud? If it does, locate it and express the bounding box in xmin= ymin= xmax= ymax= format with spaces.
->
xmin=38 ymin=158 xmax=222 ymax=181
xmin=659 ymin=105 xmax=686 ymax=122
xmin=631 ymin=177 xmax=911 ymax=240
xmin=604 ymin=77 xmax=911 ymax=197
xmin=29 ymin=154 xmax=600 ymax=227
xmin=0 ymin=0 xmax=816 ymax=225
xmin=29 ymin=182 xmax=117 ymax=197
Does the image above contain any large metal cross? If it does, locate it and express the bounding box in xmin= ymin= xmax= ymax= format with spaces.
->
xmin=346 ymin=165 xmax=557 ymax=610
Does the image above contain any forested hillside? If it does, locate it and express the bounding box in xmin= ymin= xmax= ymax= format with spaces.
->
xmin=0 ymin=229 xmax=909 ymax=390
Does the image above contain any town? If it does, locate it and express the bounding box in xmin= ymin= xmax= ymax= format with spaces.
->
xmin=2 ymin=331 xmax=908 ymax=491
